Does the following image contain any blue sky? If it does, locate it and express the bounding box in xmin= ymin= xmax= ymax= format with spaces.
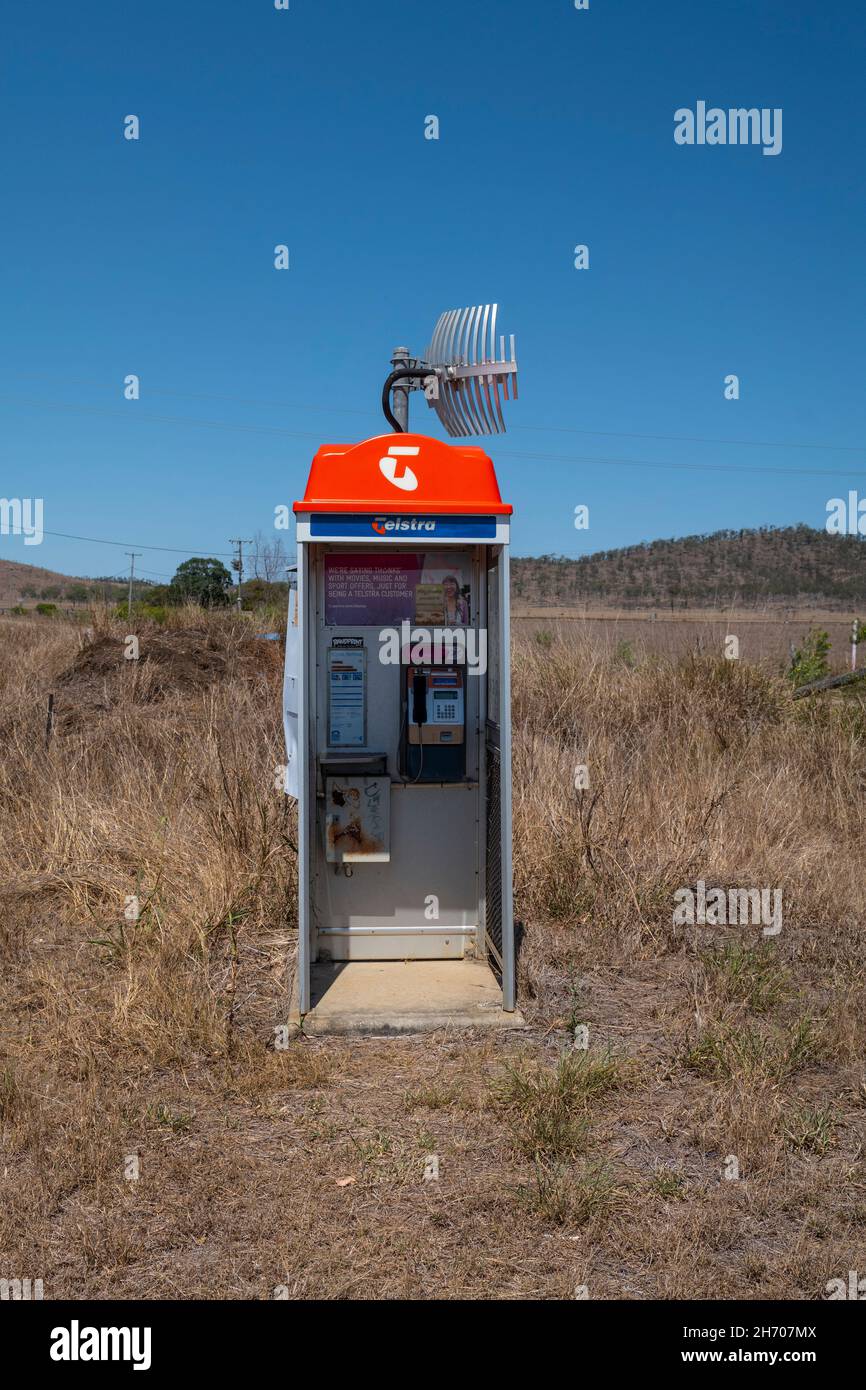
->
xmin=1 ymin=0 xmax=864 ymax=579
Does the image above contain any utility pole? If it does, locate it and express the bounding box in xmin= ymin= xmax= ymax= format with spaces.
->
xmin=125 ymin=552 xmax=141 ymax=622
xmin=229 ymin=538 xmax=252 ymax=612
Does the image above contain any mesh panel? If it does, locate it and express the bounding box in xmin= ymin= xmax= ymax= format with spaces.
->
xmin=485 ymin=738 xmax=502 ymax=961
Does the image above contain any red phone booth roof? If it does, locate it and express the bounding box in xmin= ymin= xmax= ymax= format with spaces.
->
xmin=294 ymin=433 xmax=512 ymax=515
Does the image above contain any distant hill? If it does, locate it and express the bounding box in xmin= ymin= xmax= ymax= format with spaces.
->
xmin=3 ymin=524 xmax=864 ymax=612
xmin=0 ymin=558 xmax=137 ymax=608
xmin=512 ymin=525 xmax=865 ymax=610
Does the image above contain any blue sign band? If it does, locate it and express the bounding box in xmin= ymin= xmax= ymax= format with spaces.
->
xmin=310 ymin=514 xmax=498 ymax=539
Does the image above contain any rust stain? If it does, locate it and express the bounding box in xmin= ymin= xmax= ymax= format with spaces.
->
xmin=326 ymin=778 xmax=387 ymax=858
xmin=327 ymin=816 xmax=383 ymax=856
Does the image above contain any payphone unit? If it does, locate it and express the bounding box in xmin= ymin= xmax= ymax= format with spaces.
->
xmin=404 ymin=666 xmax=465 ymax=781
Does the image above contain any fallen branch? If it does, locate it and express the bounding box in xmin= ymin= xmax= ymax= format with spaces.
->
xmin=792 ymin=667 xmax=866 ymax=699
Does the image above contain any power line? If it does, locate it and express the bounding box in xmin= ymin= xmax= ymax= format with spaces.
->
xmin=36 ymin=528 xmax=238 ymax=556
xmin=134 ymin=566 xmax=175 ymax=581
xmin=511 ymin=423 xmax=866 ymax=454
xmin=6 ymin=525 xmax=294 ymax=573
xmin=3 ymin=373 xmax=377 ymax=420
xmin=3 ymin=393 xmax=864 ymax=479
xmin=1 ymin=381 xmax=862 ymax=567
xmin=1 ymin=382 xmax=864 ymax=461
xmin=493 ymin=447 xmax=866 ymax=479
xmin=5 ymin=370 xmax=866 ymax=453
xmin=0 ymin=394 xmax=326 ymax=442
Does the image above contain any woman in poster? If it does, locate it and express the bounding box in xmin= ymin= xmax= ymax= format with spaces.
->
xmin=442 ymin=574 xmax=469 ymax=625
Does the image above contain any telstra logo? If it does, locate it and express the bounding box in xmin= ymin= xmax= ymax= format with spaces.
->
xmin=378 ymin=444 xmax=419 ymax=491
xmin=371 ymin=517 xmax=437 ymax=534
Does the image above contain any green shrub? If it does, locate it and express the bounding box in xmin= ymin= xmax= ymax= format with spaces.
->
xmin=789 ymin=628 xmax=831 ymax=687
xmin=111 ymin=603 xmax=169 ymax=624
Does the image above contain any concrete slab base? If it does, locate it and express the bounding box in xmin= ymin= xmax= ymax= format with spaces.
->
xmin=290 ymin=959 xmax=525 ymax=1036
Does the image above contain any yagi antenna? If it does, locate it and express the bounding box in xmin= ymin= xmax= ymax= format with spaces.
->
xmin=425 ymin=304 xmax=518 ymax=437
xmin=381 ymin=304 xmax=518 ymax=437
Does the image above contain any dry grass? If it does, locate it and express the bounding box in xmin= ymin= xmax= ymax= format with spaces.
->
xmin=1 ymin=613 xmax=864 ymax=1299
xmin=514 ymin=608 xmax=860 ymax=669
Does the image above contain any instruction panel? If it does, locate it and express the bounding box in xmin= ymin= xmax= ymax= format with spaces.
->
xmin=327 ymin=643 xmax=366 ymax=747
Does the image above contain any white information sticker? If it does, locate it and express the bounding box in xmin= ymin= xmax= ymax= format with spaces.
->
xmin=327 ymin=646 xmax=366 ymax=747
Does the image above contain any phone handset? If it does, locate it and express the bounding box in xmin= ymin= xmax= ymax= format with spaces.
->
xmin=412 ymin=672 xmax=428 ymax=727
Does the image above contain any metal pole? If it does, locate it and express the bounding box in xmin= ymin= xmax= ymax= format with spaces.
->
xmin=125 ymin=552 xmax=141 ymax=622
xmin=499 ymin=546 xmax=516 ymax=1012
xmin=229 ymin=538 xmax=251 ymax=612
xmin=390 ymin=346 xmax=410 ymax=432
xmin=296 ymin=541 xmax=310 ymax=1015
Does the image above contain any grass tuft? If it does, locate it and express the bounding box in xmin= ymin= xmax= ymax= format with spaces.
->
xmin=521 ymin=1159 xmax=623 ymax=1227
xmin=493 ymin=1048 xmax=623 ymax=1160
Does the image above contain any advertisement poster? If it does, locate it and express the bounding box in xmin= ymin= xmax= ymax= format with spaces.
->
xmin=324 ymin=553 xmax=471 ymax=626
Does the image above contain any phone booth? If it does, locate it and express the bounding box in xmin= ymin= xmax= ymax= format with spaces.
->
xmin=285 ymin=432 xmax=519 ymax=1032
